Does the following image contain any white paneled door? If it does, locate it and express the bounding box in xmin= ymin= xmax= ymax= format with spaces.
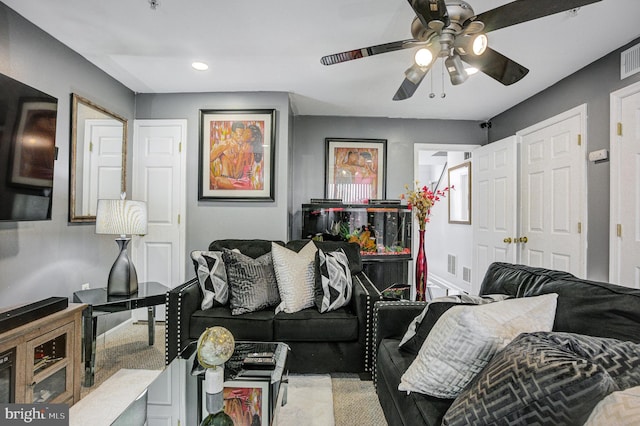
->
xmin=518 ymin=106 xmax=586 ymax=277
xmin=610 ymin=82 xmax=640 ymax=288
xmin=132 ymin=120 xmax=187 ymax=319
xmin=472 ymin=136 xmax=519 ymax=294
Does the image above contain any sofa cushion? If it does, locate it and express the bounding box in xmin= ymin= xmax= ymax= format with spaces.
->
xmin=377 ymin=338 xmax=454 ymax=426
xmin=271 ymin=241 xmax=317 ymax=314
xmin=190 ymin=306 xmax=274 ymax=341
xmin=286 ymin=240 xmax=363 ymax=274
xmin=190 ymin=250 xmax=229 ymax=310
xmin=209 ymin=239 xmax=285 ymax=259
xmin=442 ymin=332 xmax=640 ymax=426
xmin=274 ymin=307 xmax=358 ymax=341
xmin=584 ymin=386 xmax=640 ymax=426
xmin=315 ymin=248 xmax=353 ymax=313
xmin=222 ymin=249 xmax=280 ymax=315
xmin=399 ymin=293 xmax=558 ymax=399
xmin=398 ymin=294 xmax=510 ymax=356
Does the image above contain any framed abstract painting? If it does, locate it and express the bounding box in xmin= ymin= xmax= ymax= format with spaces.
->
xmin=198 ymin=109 xmax=276 ymax=201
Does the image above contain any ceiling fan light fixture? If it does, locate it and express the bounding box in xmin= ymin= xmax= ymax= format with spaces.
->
xmin=445 ymin=54 xmax=468 ymax=85
xmin=414 ymin=48 xmax=434 ymax=67
xmin=404 ymin=64 xmax=428 ymax=85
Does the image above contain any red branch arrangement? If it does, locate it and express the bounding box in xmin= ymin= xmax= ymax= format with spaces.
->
xmin=400 ymin=182 xmax=451 ymax=231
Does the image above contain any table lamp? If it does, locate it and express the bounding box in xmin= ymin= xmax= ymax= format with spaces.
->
xmin=197 ymin=326 xmax=235 ymax=426
xmin=95 ymin=193 xmax=147 ymax=297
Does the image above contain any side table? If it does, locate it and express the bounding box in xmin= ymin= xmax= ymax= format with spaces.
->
xmin=72 ymin=281 xmax=169 ymax=387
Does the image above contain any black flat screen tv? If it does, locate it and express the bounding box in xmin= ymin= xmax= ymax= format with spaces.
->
xmin=0 ymin=72 xmax=58 ymax=222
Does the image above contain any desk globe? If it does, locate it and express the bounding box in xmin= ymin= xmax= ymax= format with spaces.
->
xmin=197 ymin=326 xmax=235 ymax=426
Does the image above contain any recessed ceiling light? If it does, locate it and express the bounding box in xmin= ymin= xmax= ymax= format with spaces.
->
xmin=192 ymin=62 xmax=209 ymax=71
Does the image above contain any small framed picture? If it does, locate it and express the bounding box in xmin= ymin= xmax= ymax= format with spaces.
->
xmin=222 ymin=380 xmax=269 ymax=426
xmin=325 ymin=138 xmax=387 ymax=203
xmin=199 ymin=109 xmax=276 ymax=201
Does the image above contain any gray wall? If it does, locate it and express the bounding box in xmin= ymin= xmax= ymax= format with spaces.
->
xmin=134 ymin=92 xmax=293 ymax=276
xmin=488 ymin=37 xmax=640 ymax=281
xmin=0 ymin=3 xmax=135 ymax=320
xmin=290 ymin=116 xmax=485 ymax=238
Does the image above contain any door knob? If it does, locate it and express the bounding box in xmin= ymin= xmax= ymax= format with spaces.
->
xmin=519 ymin=236 xmax=528 ymax=243
xmin=503 ymin=237 xmax=512 ymax=244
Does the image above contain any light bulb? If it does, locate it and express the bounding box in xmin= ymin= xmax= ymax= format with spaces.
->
xmin=414 ymin=48 xmax=434 ymax=67
xmin=472 ymin=34 xmax=488 ymax=56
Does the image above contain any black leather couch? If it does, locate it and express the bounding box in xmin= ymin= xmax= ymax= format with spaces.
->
xmin=373 ymin=262 xmax=640 ymax=426
xmin=166 ymin=239 xmax=381 ymax=373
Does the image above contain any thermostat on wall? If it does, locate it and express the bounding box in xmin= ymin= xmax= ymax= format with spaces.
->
xmin=588 ymin=149 xmax=609 ymax=163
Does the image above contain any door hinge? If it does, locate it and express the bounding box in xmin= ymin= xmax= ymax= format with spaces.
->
xmin=617 ymin=224 xmax=622 ymax=237
xmin=89 ymin=141 xmax=93 ymax=152
xmin=617 ymin=122 xmax=623 ymax=136
xmin=578 ymin=222 xmax=582 ymax=233
xmin=178 ymin=214 xmax=181 ymax=225
xmin=179 ymin=142 xmax=182 ymax=153
xmin=577 ymin=134 xmax=582 ymax=146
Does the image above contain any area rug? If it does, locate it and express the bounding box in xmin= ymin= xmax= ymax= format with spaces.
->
xmin=276 ymin=374 xmax=335 ymax=426
xmin=70 ymin=368 xmax=161 ymax=426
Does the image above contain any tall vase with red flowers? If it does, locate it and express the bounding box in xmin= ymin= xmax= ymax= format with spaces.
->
xmin=401 ymin=182 xmax=450 ymax=302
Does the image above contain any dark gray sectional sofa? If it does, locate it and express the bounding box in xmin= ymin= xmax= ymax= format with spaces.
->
xmin=166 ymin=239 xmax=381 ymax=374
xmin=373 ymin=262 xmax=640 ymax=426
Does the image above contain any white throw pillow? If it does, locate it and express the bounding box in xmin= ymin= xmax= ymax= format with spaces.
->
xmin=271 ymin=241 xmax=317 ymax=314
xmin=398 ymin=293 xmax=558 ymax=399
xmin=584 ymin=386 xmax=640 ymax=426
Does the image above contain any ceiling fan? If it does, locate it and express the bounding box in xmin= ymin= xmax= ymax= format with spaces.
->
xmin=321 ymin=0 xmax=602 ymax=100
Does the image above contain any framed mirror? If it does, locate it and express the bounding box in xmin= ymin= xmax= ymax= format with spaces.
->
xmin=448 ymin=162 xmax=471 ymax=224
xmin=69 ymin=94 xmax=127 ymax=223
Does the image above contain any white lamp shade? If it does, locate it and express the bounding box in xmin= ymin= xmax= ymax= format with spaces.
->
xmin=96 ymin=199 xmax=148 ymax=236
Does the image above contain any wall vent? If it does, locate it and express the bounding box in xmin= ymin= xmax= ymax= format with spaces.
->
xmin=621 ymin=42 xmax=640 ymax=79
xmin=447 ymin=254 xmax=457 ymax=275
xmin=463 ymin=267 xmax=472 ymax=283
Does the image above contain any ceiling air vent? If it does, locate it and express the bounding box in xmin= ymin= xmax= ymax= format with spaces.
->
xmin=621 ymin=43 xmax=640 ymax=79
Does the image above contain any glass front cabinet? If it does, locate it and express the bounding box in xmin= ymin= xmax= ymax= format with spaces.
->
xmin=302 ymin=202 xmax=412 ymax=291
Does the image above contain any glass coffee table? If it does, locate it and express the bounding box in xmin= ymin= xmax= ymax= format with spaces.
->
xmin=114 ymin=340 xmax=289 ymax=425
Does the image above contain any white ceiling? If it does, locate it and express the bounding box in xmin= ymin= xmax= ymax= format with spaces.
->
xmin=3 ymin=0 xmax=640 ymax=120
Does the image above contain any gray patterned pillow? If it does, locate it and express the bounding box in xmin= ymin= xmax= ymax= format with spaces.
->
xmin=443 ymin=332 xmax=640 ymax=426
xmin=315 ymin=249 xmax=353 ymax=313
xmin=398 ymin=293 xmax=558 ymax=399
xmin=190 ymin=250 xmax=229 ymax=310
xmin=222 ymin=249 xmax=280 ymax=315
xmin=271 ymin=241 xmax=317 ymax=314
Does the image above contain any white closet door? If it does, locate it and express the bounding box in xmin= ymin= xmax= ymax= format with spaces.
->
xmin=610 ymin=82 xmax=640 ymax=288
xmin=518 ymin=105 xmax=586 ymax=277
xmin=472 ymin=136 xmax=518 ymax=294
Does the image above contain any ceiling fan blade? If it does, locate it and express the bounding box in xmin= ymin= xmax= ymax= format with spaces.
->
xmin=471 ymin=0 xmax=602 ymax=33
xmin=406 ymin=0 xmax=449 ymax=28
xmin=461 ymin=47 xmax=529 ymax=86
xmin=393 ymin=64 xmax=429 ymax=100
xmin=321 ymin=39 xmax=421 ymax=65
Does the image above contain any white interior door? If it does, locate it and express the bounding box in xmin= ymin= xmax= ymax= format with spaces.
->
xmin=517 ymin=105 xmax=587 ymax=277
xmin=472 ymin=136 xmax=518 ymax=294
xmin=132 ymin=119 xmax=187 ymax=320
xmin=82 ymin=119 xmax=123 ymax=215
xmin=610 ymin=82 xmax=640 ymax=288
